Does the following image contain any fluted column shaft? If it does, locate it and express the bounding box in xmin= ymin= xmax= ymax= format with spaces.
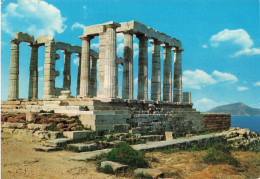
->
xmin=150 ymin=39 xmax=161 ymax=101
xmin=163 ymin=44 xmax=172 ymax=101
xmin=90 ymin=56 xmax=97 ymax=97
xmin=137 ymin=34 xmax=149 ymax=100
xmin=98 ymin=24 xmax=119 ymax=98
xmin=115 ymin=63 xmax=119 ymax=97
xmin=63 ymin=50 xmax=72 ymax=90
xmin=79 ymin=36 xmax=93 ymax=97
xmin=8 ymin=39 xmax=20 ymax=100
xmin=28 ymin=44 xmax=39 ymax=100
xmin=173 ymin=48 xmax=184 ymax=103
xmin=122 ymin=32 xmax=133 ymax=99
xmin=76 ymin=53 xmax=81 ymax=96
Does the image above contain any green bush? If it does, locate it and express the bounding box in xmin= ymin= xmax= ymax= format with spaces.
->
xmin=106 ymin=143 xmax=149 ymax=169
xmin=97 ymin=163 xmax=114 ymax=174
xmin=134 ymin=173 xmax=153 ymax=179
xmin=203 ymin=143 xmax=240 ymax=167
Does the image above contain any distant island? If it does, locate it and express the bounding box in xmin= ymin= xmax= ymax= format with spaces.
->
xmin=206 ymin=102 xmax=260 ymax=116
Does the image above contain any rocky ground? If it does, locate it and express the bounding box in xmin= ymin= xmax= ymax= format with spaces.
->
xmin=2 ymin=131 xmax=260 ymax=179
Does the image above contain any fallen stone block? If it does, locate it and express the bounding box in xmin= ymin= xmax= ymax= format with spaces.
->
xmin=28 ymin=123 xmax=50 ymax=131
xmin=33 ymin=131 xmax=50 ymax=139
xmin=34 ymin=146 xmax=61 ymax=152
xmin=2 ymin=122 xmax=26 ymax=129
xmin=141 ymin=135 xmax=164 ymax=141
xmin=134 ymin=168 xmax=163 ymax=179
xmin=63 ymin=130 xmax=94 ymax=140
xmin=165 ymin=131 xmax=173 ymax=141
xmin=45 ymin=138 xmax=73 ymax=147
xmin=69 ymin=149 xmax=112 ymax=161
xmin=67 ymin=143 xmax=98 ymax=152
xmin=101 ymin=161 xmax=128 ymax=172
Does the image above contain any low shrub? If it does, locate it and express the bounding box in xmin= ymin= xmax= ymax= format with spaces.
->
xmin=134 ymin=173 xmax=153 ymax=179
xmin=97 ymin=163 xmax=114 ymax=174
xmin=203 ymin=143 xmax=240 ymax=167
xmin=106 ymin=143 xmax=149 ymax=169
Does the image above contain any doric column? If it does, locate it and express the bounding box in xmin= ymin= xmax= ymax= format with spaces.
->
xmin=62 ymin=50 xmax=72 ymax=90
xmin=79 ymin=35 xmax=93 ymax=97
xmin=122 ymin=32 xmax=134 ymax=99
xmin=8 ymin=39 xmax=20 ymax=100
xmin=162 ymin=44 xmax=172 ymax=101
xmin=173 ymin=47 xmax=184 ymax=103
xmin=136 ymin=34 xmax=149 ymax=100
xmin=115 ymin=63 xmax=119 ymax=97
xmin=28 ymin=43 xmax=39 ymax=100
xmin=76 ymin=53 xmax=81 ymax=96
xmin=43 ymin=41 xmax=57 ymax=99
xmin=98 ymin=22 xmax=120 ymax=99
xmin=150 ymin=39 xmax=161 ymax=101
xmin=90 ymin=56 xmax=97 ymax=97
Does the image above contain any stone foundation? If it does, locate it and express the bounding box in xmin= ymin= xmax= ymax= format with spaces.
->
xmin=202 ymin=113 xmax=231 ymax=131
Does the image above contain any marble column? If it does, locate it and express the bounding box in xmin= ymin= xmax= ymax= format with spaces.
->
xmin=28 ymin=43 xmax=39 ymax=100
xmin=136 ymin=34 xmax=149 ymax=100
xmin=122 ymin=32 xmax=133 ymax=99
xmin=76 ymin=53 xmax=81 ymax=96
xmin=8 ymin=39 xmax=20 ymax=100
xmin=115 ymin=63 xmax=119 ymax=97
xmin=43 ymin=41 xmax=57 ymax=99
xmin=98 ymin=22 xmax=120 ymax=99
xmin=79 ymin=36 xmax=93 ymax=97
xmin=90 ymin=56 xmax=97 ymax=97
xmin=62 ymin=50 xmax=72 ymax=90
xmin=173 ymin=48 xmax=184 ymax=103
xmin=162 ymin=44 xmax=172 ymax=101
xmin=150 ymin=39 xmax=161 ymax=101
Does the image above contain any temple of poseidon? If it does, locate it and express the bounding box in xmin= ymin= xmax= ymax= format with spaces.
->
xmin=2 ymin=21 xmax=230 ymax=134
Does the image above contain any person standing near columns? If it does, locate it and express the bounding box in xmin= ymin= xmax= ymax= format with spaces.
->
xmin=162 ymin=44 xmax=172 ymax=101
xmin=28 ymin=43 xmax=39 ymax=100
xmin=122 ymin=32 xmax=134 ymax=99
xmin=76 ymin=53 xmax=81 ymax=96
xmin=173 ymin=47 xmax=184 ymax=103
xmin=136 ymin=34 xmax=149 ymax=100
xmin=79 ymin=35 xmax=93 ymax=97
xmin=62 ymin=50 xmax=72 ymax=91
xmin=8 ymin=39 xmax=21 ymax=100
xmin=150 ymin=39 xmax=161 ymax=101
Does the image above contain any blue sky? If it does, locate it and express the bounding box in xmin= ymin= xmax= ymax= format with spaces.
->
xmin=1 ymin=0 xmax=260 ymax=112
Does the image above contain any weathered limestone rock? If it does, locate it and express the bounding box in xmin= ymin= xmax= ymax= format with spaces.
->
xmin=14 ymin=31 xmax=34 ymax=43
xmin=150 ymin=39 xmax=161 ymax=101
xmin=162 ymin=44 xmax=172 ymax=101
xmin=63 ymin=130 xmax=94 ymax=140
xmin=28 ymin=123 xmax=50 ymax=131
xmin=101 ymin=161 xmax=128 ymax=172
xmin=2 ymin=122 xmax=26 ymax=129
xmin=173 ymin=48 xmax=184 ymax=103
xmin=122 ymin=32 xmax=134 ymax=99
xmin=8 ymin=39 xmax=20 ymax=100
xmin=68 ymin=143 xmax=98 ymax=152
xmin=165 ymin=131 xmax=173 ymax=141
xmin=134 ymin=168 xmax=163 ymax=178
xmin=137 ymin=34 xmax=149 ymax=100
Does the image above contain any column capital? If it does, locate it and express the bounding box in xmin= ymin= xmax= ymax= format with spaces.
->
xmin=172 ymin=47 xmax=184 ymax=52
xmin=79 ymin=35 xmax=94 ymax=41
xmin=62 ymin=50 xmax=72 ymax=55
xmin=161 ymin=43 xmax=172 ymax=48
xmin=122 ymin=30 xmax=136 ymax=35
xmin=136 ymin=33 xmax=150 ymax=40
xmin=76 ymin=53 xmax=81 ymax=57
xmin=27 ymin=43 xmax=41 ymax=48
xmin=149 ymin=39 xmax=161 ymax=45
xmin=10 ymin=39 xmax=21 ymax=45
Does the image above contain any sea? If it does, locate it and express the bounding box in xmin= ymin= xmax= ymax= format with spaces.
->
xmin=231 ymin=116 xmax=260 ymax=133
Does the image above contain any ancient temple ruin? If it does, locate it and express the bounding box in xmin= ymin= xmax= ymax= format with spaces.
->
xmin=2 ymin=21 xmax=230 ymax=134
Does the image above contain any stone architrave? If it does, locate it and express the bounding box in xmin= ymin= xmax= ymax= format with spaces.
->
xmin=42 ymin=41 xmax=57 ymax=100
xmin=162 ymin=44 xmax=172 ymax=101
xmin=8 ymin=39 xmax=21 ymax=100
xmin=136 ymin=34 xmax=149 ymax=100
xmin=150 ymin=39 xmax=161 ymax=101
xmin=28 ymin=43 xmax=39 ymax=100
xmin=173 ymin=48 xmax=184 ymax=103
xmin=90 ymin=56 xmax=97 ymax=97
xmin=98 ymin=22 xmax=120 ymax=99
xmin=76 ymin=53 xmax=81 ymax=96
xmin=79 ymin=36 xmax=93 ymax=97
xmin=122 ymin=32 xmax=134 ymax=99
xmin=62 ymin=50 xmax=72 ymax=90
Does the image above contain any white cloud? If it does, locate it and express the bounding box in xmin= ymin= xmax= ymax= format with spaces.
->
xmin=133 ymin=43 xmax=139 ymax=57
xmin=117 ymin=33 xmax=124 ymax=42
xmin=237 ymin=86 xmax=249 ymax=91
xmin=38 ymin=66 xmax=43 ymax=71
xmin=91 ymin=43 xmax=99 ymax=50
xmin=209 ymin=29 xmax=260 ymax=57
xmin=71 ymin=22 xmax=85 ymax=30
xmin=83 ymin=5 xmax=87 ymax=9
xmin=194 ymin=98 xmax=221 ymax=112
xmin=254 ymin=82 xmax=260 ymax=86
xmin=202 ymin=44 xmax=208 ymax=48
xmin=2 ymin=0 xmax=66 ymax=37
xmin=117 ymin=43 xmax=124 ymax=55
xmin=183 ymin=69 xmax=217 ymax=89
xmin=73 ymin=58 xmax=79 ymax=65
xmin=212 ymin=70 xmax=238 ymax=83
xmin=183 ymin=69 xmax=238 ymax=89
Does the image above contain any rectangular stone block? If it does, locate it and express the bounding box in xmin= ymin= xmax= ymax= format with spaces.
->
xmin=63 ymin=130 xmax=94 ymax=140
